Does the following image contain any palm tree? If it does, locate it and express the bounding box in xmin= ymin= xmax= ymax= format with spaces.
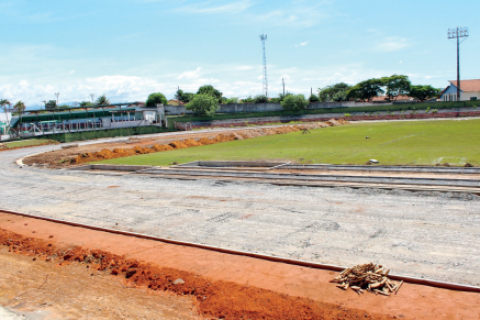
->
xmin=1 ymin=99 xmax=12 ymax=134
xmin=96 ymin=95 xmax=110 ymax=106
xmin=13 ymin=101 xmax=26 ymax=113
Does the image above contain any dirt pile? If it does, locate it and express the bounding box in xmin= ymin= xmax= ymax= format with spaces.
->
xmin=0 ymin=227 xmax=393 ymax=320
xmin=73 ymin=120 xmax=348 ymax=165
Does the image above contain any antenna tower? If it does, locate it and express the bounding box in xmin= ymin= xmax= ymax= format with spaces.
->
xmin=448 ymin=27 xmax=469 ymax=101
xmin=259 ymin=34 xmax=268 ymax=97
xmin=55 ymin=92 xmax=60 ymax=105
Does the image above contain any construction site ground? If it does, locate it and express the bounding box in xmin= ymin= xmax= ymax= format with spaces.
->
xmin=1 ymin=211 xmax=479 ymax=320
xmin=1 ymin=123 xmax=480 ymax=318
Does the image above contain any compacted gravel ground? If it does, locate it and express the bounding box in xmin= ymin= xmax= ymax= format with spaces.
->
xmin=1 ymin=134 xmax=479 ymax=286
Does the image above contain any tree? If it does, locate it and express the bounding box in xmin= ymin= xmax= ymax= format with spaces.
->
xmin=381 ymin=75 xmax=411 ymax=101
xmin=96 ymin=95 xmax=110 ymax=106
xmin=0 ymin=99 xmax=10 ymax=108
xmin=185 ymin=94 xmax=219 ymax=117
xmin=242 ymin=96 xmax=255 ymax=103
xmin=317 ymin=83 xmax=351 ymax=102
xmin=409 ymin=85 xmax=440 ymax=102
xmin=225 ymin=97 xmax=240 ymax=104
xmin=44 ymin=100 xmax=57 ymax=110
xmin=197 ymin=85 xmax=223 ymax=101
xmin=13 ymin=101 xmax=26 ymax=113
xmin=79 ymin=101 xmax=93 ymax=108
xmin=278 ymin=92 xmax=293 ymax=102
xmin=145 ymin=92 xmax=167 ymax=107
xmin=174 ymin=89 xmax=194 ymax=103
xmin=308 ymin=94 xmax=320 ymax=102
xmin=347 ymin=79 xmax=384 ymax=101
xmin=0 ymin=99 xmax=10 ymax=112
xmin=1 ymin=99 xmax=11 ymax=132
xmin=254 ymin=95 xmax=269 ymax=103
xmin=281 ymin=94 xmax=308 ymax=111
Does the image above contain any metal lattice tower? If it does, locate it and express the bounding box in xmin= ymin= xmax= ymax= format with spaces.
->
xmin=448 ymin=27 xmax=469 ymax=101
xmin=259 ymin=34 xmax=268 ymax=97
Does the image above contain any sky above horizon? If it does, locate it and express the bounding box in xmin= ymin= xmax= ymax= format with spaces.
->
xmin=0 ymin=0 xmax=478 ymax=108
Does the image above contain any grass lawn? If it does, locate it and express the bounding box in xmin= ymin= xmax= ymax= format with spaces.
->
xmin=95 ymin=119 xmax=480 ymax=167
xmin=2 ymin=139 xmax=56 ymax=149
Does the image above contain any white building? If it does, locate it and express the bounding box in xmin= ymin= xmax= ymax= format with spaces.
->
xmin=440 ymin=79 xmax=480 ymax=101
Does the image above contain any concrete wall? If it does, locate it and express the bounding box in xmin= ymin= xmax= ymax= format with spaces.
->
xmin=164 ymin=101 xmax=393 ymax=115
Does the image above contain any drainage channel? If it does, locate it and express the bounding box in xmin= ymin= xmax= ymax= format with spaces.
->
xmin=284 ymin=164 xmax=480 ymax=174
xmin=139 ymin=168 xmax=480 ymax=188
xmin=1 ymin=208 xmax=479 ymax=294
xmin=70 ymin=164 xmax=480 ymax=190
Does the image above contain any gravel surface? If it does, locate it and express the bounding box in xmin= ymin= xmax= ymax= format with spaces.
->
xmin=1 ymin=137 xmax=479 ymax=286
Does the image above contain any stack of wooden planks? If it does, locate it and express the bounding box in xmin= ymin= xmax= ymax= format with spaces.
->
xmin=333 ymin=263 xmax=403 ymax=296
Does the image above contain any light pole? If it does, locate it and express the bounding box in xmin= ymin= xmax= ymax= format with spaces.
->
xmin=448 ymin=27 xmax=469 ymax=101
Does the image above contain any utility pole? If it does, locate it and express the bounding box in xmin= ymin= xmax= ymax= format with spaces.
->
xmin=259 ymin=34 xmax=268 ymax=97
xmin=90 ymin=93 xmax=95 ymax=103
xmin=448 ymin=27 xmax=469 ymax=101
xmin=55 ymin=93 xmax=60 ymax=106
xmin=282 ymin=78 xmax=285 ymax=95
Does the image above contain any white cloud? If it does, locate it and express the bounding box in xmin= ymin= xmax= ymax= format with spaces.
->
xmin=175 ymin=0 xmax=254 ymax=14
xmin=375 ymin=37 xmax=411 ymax=52
xmin=177 ymin=67 xmax=202 ymax=80
xmin=0 ymin=75 xmax=168 ymax=108
xmin=240 ymin=2 xmax=336 ymax=29
xmin=237 ymin=66 xmax=254 ymax=70
xmin=295 ymin=41 xmax=310 ymax=47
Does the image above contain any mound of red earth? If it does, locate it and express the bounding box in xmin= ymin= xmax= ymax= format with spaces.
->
xmin=73 ymin=120 xmax=347 ymax=164
xmin=0 ymin=227 xmax=397 ymax=320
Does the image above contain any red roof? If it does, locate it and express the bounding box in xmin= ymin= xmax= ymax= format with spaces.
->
xmin=449 ymin=79 xmax=480 ymax=92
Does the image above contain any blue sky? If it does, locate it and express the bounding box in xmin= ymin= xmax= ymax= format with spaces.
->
xmin=0 ymin=0 xmax=478 ymax=108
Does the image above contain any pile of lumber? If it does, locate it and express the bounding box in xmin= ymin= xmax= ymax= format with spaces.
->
xmin=333 ymin=263 xmax=403 ymax=296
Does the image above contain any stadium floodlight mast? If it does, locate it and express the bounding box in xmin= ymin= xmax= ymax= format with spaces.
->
xmin=448 ymin=27 xmax=469 ymax=101
xmin=259 ymin=34 xmax=268 ymax=97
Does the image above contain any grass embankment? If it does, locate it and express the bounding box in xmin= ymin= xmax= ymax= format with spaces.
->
xmin=96 ymin=120 xmax=480 ymax=166
xmin=1 ymin=139 xmax=56 ymax=149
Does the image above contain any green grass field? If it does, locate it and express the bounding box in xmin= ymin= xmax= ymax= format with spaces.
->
xmin=95 ymin=119 xmax=480 ymax=167
xmin=2 ymin=139 xmax=55 ymax=149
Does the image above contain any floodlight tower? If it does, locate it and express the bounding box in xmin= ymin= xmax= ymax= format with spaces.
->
xmin=448 ymin=27 xmax=469 ymax=101
xmin=259 ymin=34 xmax=268 ymax=97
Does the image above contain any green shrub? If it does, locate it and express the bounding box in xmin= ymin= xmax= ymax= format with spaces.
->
xmin=146 ymin=92 xmax=167 ymax=107
xmin=185 ymin=94 xmax=219 ymax=117
xmin=254 ymin=95 xmax=269 ymax=103
xmin=344 ymin=113 xmax=351 ymax=117
xmin=281 ymin=94 xmax=308 ymax=111
xmin=309 ymin=94 xmax=320 ymax=102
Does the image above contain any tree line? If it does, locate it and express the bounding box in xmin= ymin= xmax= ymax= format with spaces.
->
xmin=144 ymin=75 xmax=442 ymax=116
xmin=316 ymin=75 xmax=440 ymax=103
xmin=1 ymin=75 xmax=442 ymax=117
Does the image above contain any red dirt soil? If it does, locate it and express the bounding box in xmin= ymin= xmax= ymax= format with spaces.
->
xmin=1 ymin=211 xmax=479 ymax=320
